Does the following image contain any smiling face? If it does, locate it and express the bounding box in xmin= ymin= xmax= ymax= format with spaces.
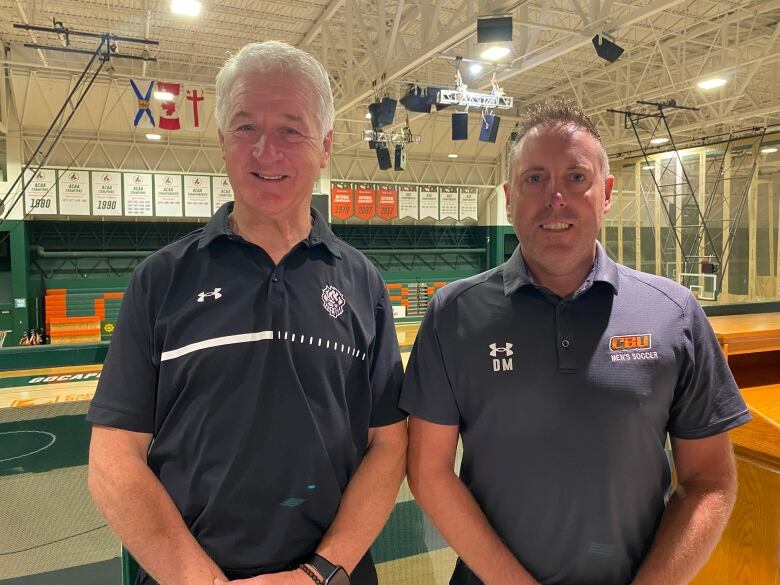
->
xmin=504 ymin=123 xmax=614 ymax=295
xmin=218 ymin=70 xmax=333 ymax=222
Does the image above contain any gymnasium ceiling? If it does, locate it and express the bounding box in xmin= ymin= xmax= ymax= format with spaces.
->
xmin=1 ymin=0 xmax=779 ymax=178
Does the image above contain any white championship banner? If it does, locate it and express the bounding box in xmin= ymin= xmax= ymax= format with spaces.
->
xmin=398 ymin=186 xmax=419 ymax=220
xmin=419 ymin=186 xmax=440 ymax=220
xmin=439 ymin=186 xmax=458 ymax=220
xmin=154 ymin=174 xmax=184 ymax=217
xmin=459 ymin=187 xmax=478 ymax=222
xmin=184 ymin=175 xmax=212 ymax=217
xmin=212 ymin=176 xmax=234 ymax=213
xmin=57 ymin=170 xmax=91 ymax=215
xmin=91 ymin=171 xmax=122 ymax=216
xmin=123 ymin=172 xmax=154 ymax=216
xmin=24 ymin=169 xmax=57 ymax=215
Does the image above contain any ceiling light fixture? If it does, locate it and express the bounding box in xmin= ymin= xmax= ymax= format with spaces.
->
xmin=480 ymin=46 xmax=510 ymax=61
xmin=650 ymin=137 xmax=669 ymax=145
xmin=470 ymin=63 xmax=483 ymax=74
xmin=697 ymin=78 xmax=726 ymax=90
xmin=760 ymin=147 xmax=778 ymax=154
xmin=448 ymin=153 xmax=458 ymax=158
xmin=146 ymin=133 xmax=162 ymax=140
xmin=171 ymin=0 xmax=202 ymax=17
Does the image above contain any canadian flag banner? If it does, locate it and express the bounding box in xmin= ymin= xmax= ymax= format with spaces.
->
xmin=156 ymin=82 xmax=182 ymax=130
xmin=184 ymin=87 xmax=206 ymax=130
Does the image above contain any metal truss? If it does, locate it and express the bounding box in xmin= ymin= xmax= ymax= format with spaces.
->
xmin=361 ymin=130 xmax=421 ymax=144
xmin=436 ymin=89 xmax=513 ymax=110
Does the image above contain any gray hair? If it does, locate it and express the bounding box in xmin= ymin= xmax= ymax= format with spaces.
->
xmin=507 ymin=99 xmax=610 ymax=182
xmin=215 ymin=41 xmax=335 ymax=138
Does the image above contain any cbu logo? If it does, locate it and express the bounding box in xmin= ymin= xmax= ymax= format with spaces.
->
xmin=610 ymin=334 xmax=651 ymax=351
xmin=197 ymin=288 xmax=222 ymax=302
xmin=489 ymin=342 xmax=513 ymax=371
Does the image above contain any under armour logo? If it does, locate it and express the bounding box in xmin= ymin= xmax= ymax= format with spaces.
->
xmin=489 ymin=343 xmax=513 ymax=357
xmin=197 ymin=288 xmax=222 ymax=302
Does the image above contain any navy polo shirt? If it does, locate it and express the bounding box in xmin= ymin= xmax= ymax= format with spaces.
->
xmin=400 ymin=242 xmax=750 ymax=585
xmin=88 ymin=203 xmax=405 ymax=579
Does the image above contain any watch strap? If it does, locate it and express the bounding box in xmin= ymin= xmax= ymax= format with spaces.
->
xmin=307 ymin=554 xmax=347 ymax=583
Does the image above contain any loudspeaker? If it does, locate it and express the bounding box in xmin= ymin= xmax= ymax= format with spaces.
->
xmin=394 ymin=144 xmax=406 ymax=171
xmin=592 ymin=34 xmax=624 ymax=63
xmin=451 ymin=112 xmax=469 ymax=140
xmin=479 ymin=114 xmax=501 ymax=143
xmin=477 ymin=16 xmax=513 ymax=43
xmin=369 ymin=98 xmax=398 ymax=129
xmin=376 ymin=145 xmax=392 ymax=170
xmin=400 ymin=86 xmax=432 ymax=113
xmin=368 ymin=139 xmax=381 ymax=149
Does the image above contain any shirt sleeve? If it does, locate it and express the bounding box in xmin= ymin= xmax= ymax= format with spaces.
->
xmin=86 ymin=265 xmax=159 ymax=433
xmin=668 ymin=294 xmax=751 ymax=439
xmin=367 ymin=286 xmax=406 ymax=427
xmin=399 ymin=293 xmax=460 ymax=425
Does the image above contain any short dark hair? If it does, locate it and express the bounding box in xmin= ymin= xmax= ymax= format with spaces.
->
xmin=507 ymin=99 xmax=609 ymax=180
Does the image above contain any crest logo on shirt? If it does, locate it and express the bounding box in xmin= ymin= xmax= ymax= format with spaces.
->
xmin=489 ymin=342 xmax=513 ymax=371
xmin=321 ymin=285 xmax=345 ymax=318
xmin=197 ymin=288 xmax=222 ymax=302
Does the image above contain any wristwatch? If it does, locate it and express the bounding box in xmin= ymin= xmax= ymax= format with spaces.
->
xmin=303 ymin=553 xmax=350 ymax=585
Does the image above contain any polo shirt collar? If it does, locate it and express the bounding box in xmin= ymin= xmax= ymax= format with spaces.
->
xmin=198 ymin=202 xmax=342 ymax=258
xmin=502 ymin=239 xmax=619 ymax=297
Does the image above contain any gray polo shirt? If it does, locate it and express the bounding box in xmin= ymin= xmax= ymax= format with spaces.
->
xmin=400 ymin=242 xmax=750 ymax=585
xmin=88 ymin=203 xmax=405 ymax=582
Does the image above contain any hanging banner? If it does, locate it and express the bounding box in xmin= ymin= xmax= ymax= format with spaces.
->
xmin=330 ymin=182 xmax=354 ymax=220
xmin=57 ymin=170 xmax=90 ymax=215
xmin=419 ymin=185 xmax=440 ymax=220
xmin=355 ymin=184 xmax=376 ymax=220
xmin=184 ymin=87 xmax=206 ymax=130
xmin=154 ymin=174 xmax=183 ymax=217
xmin=91 ymin=171 xmax=122 ymax=216
xmin=459 ymin=187 xmax=479 ymax=221
xmin=123 ymin=173 xmax=153 ymax=216
xmin=212 ymin=176 xmax=234 ymax=213
xmin=184 ymin=175 xmax=212 ymax=217
xmin=24 ymin=169 xmax=57 ymax=215
xmin=398 ymin=185 xmax=419 ymax=220
xmin=377 ymin=184 xmax=398 ymax=221
xmin=155 ymin=82 xmax=182 ymax=131
xmin=440 ymin=186 xmax=459 ymax=220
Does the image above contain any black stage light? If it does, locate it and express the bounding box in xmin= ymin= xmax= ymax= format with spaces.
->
xmin=477 ymin=15 xmax=513 ymax=43
xmin=592 ymin=34 xmax=624 ymax=63
xmin=510 ymin=130 xmax=520 ymax=142
xmin=452 ymin=112 xmax=469 ymax=140
xmin=394 ymin=144 xmax=407 ymax=171
xmin=376 ymin=145 xmax=392 ymax=170
xmin=479 ymin=114 xmax=501 ymax=143
xmin=400 ymin=86 xmax=432 ymax=113
xmin=368 ymin=139 xmax=381 ymax=149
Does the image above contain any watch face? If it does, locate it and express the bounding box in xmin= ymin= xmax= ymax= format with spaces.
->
xmin=326 ymin=568 xmax=350 ymax=585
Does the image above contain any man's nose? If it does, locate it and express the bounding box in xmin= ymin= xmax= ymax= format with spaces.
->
xmin=546 ymin=181 xmax=567 ymax=208
xmin=253 ymin=134 xmax=281 ymax=161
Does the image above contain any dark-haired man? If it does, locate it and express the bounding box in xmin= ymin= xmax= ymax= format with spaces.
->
xmin=402 ymin=100 xmax=750 ymax=585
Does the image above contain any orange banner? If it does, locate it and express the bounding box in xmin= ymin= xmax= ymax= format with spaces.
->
xmin=331 ymin=183 xmax=354 ymax=220
xmin=377 ymin=185 xmax=398 ymax=221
